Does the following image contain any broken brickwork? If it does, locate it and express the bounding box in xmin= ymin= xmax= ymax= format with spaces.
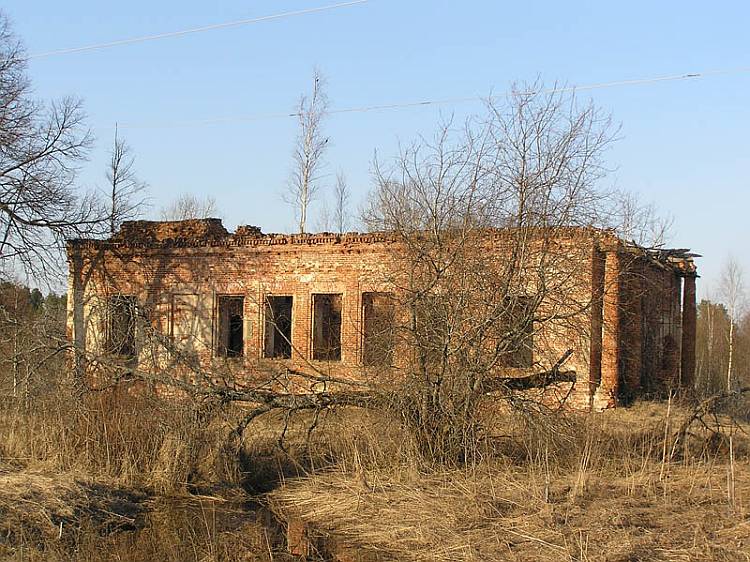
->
xmin=66 ymin=219 xmax=697 ymax=410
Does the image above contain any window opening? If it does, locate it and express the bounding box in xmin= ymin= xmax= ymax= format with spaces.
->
xmin=217 ymin=296 xmax=244 ymax=357
xmin=264 ymin=296 xmax=293 ymax=358
xmin=312 ymin=294 xmax=342 ymax=361
xmin=500 ymin=296 xmax=533 ymax=368
xmin=107 ymin=295 xmax=137 ymax=358
xmin=362 ymin=292 xmax=395 ymax=366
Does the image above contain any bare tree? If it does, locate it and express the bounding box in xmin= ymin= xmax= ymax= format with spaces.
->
xmin=333 ymin=171 xmax=350 ymax=234
xmin=716 ymin=257 xmax=745 ymax=509
xmin=0 ymin=12 xmax=105 ymax=282
xmin=720 ymin=257 xmax=745 ymax=392
xmin=615 ymin=190 xmax=673 ymax=248
xmin=696 ymin=296 xmax=731 ymax=396
xmin=0 ymin=280 xmax=66 ymax=400
xmin=106 ymin=125 xmax=148 ymax=235
xmin=315 ymin=198 xmax=332 ymax=232
xmin=315 ymin=172 xmax=350 ymax=233
xmin=160 ymin=193 xmax=219 ymax=221
xmin=363 ymin=84 xmax=618 ymax=462
xmin=285 ymin=69 xmax=329 ymax=234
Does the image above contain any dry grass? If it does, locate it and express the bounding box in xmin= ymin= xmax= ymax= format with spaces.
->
xmin=0 ymin=392 xmax=415 ymax=560
xmin=0 ymin=392 xmax=246 ymax=493
xmin=0 ymin=392 xmax=287 ymax=561
xmin=0 ymin=467 xmax=147 ymax=553
xmin=270 ymin=401 xmax=750 ymax=561
xmin=3 ymin=389 xmax=750 ymax=561
xmin=271 ymin=462 xmax=750 ymax=561
xmin=0 ymin=469 xmax=281 ymax=562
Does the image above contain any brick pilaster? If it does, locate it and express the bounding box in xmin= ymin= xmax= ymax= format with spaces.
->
xmin=594 ymin=250 xmax=622 ymax=409
xmin=680 ymin=274 xmax=697 ymax=391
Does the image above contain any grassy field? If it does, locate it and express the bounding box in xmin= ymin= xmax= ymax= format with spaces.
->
xmin=1 ymin=392 xmax=748 ymax=561
xmin=272 ymin=403 xmax=750 ymax=561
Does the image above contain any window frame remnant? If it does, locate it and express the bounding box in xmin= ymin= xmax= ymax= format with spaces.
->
xmin=362 ymin=292 xmax=395 ymax=366
xmin=264 ymin=295 xmax=293 ymax=359
xmin=312 ymin=293 xmax=342 ymax=361
xmin=171 ymin=293 xmax=200 ymax=345
xmin=216 ymin=295 xmax=245 ymax=358
xmin=106 ymin=295 xmax=137 ymax=358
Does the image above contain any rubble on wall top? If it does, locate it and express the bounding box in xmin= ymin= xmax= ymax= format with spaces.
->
xmin=68 ymin=219 xmax=392 ymax=249
xmin=113 ymin=219 xmax=229 ymax=244
xmin=234 ymin=225 xmax=263 ymax=238
xmin=66 ymin=220 xmax=698 ymax=276
xmin=73 ymin=220 xmax=610 ymax=250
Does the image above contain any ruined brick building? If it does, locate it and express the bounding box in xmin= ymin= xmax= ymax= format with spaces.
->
xmin=66 ymin=219 xmax=698 ymax=410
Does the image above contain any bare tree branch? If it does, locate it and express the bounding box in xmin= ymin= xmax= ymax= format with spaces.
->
xmin=0 ymin=13 xmax=107 ymax=283
xmin=106 ymin=124 xmax=148 ymax=235
xmin=160 ymin=193 xmax=220 ymax=221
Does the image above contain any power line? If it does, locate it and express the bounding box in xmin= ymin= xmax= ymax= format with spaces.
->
xmin=25 ymin=1 xmax=368 ymax=60
xmin=538 ymin=67 xmax=750 ymax=93
xmin=116 ymin=66 xmax=750 ymax=129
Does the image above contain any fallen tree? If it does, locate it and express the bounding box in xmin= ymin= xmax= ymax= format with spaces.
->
xmin=71 ymin=333 xmax=580 ymax=462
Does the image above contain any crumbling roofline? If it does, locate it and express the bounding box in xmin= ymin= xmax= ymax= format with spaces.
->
xmin=64 ymin=219 xmax=698 ymax=277
xmin=621 ymin=240 xmax=699 ymax=277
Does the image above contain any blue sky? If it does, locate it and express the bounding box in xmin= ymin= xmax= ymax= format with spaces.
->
xmin=4 ymin=0 xmax=749 ymax=294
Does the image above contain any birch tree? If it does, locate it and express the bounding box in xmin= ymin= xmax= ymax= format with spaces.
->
xmin=286 ymin=69 xmax=329 ymax=234
xmin=720 ymin=257 xmax=745 ymax=392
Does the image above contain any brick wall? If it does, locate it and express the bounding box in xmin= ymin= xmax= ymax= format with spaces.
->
xmin=67 ymin=221 xmax=696 ymax=409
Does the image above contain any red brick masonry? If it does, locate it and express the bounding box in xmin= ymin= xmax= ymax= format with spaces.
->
xmin=66 ymin=220 xmax=698 ymax=410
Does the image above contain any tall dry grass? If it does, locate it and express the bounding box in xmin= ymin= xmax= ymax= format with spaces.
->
xmin=270 ymin=401 xmax=750 ymax=561
xmin=4 ymin=381 xmax=750 ymax=561
xmin=0 ymin=391 xmax=245 ymax=493
xmin=0 ymin=389 xmax=279 ymax=561
xmin=0 ymin=385 xmax=421 ymax=561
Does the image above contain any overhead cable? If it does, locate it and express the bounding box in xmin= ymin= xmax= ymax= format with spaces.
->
xmin=24 ymin=1 xmax=368 ymax=60
xmin=116 ymin=66 xmax=750 ymax=129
